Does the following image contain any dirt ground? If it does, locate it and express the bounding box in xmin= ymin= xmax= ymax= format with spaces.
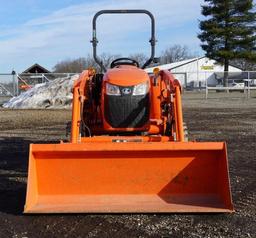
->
xmin=0 ymin=93 xmax=255 ymax=238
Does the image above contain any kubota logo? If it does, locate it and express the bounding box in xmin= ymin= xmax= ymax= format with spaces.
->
xmin=122 ymin=88 xmax=132 ymax=95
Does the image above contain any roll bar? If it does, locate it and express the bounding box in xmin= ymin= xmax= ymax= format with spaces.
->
xmin=91 ymin=9 xmax=156 ymax=72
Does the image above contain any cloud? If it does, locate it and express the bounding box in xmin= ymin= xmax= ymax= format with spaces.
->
xmin=0 ymin=0 xmax=203 ymax=72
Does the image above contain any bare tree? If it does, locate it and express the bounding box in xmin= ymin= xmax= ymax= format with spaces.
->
xmin=53 ymin=54 xmax=120 ymax=73
xmin=230 ymin=59 xmax=256 ymax=71
xmin=53 ymin=55 xmax=97 ymax=73
xmin=53 ymin=47 xmax=198 ymax=73
xmin=100 ymin=53 xmax=121 ymax=69
xmin=160 ymin=45 xmax=195 ymax=64
xmin=129 ymin=53 xmax=148 ymax=67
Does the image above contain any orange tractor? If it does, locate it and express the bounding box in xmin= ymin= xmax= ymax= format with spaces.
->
xmin=24 ymin=10 xmax=233 ymax=213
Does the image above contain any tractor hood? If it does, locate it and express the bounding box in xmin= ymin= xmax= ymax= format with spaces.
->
xmin=104 ymin=66 xmax=149 ymax=86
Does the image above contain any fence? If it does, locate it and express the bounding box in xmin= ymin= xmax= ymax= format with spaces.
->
xmin=1 ymin=71 xmax=256 ymax=99
xmin=206 ymin=84 xmax=256 ymax=99
xmin=0 ymin=73 xmax=77 ymax=97
xmin=0 ymin=73 xmax=17 ymax=97
xmin=171 ymin=71 xmax=256 ymax=99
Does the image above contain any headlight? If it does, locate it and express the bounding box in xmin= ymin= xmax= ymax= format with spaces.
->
xmin=133 ymin=82 xmax=148 ymax=96
xmin=106 ymin=83 xmax=121 ymax=96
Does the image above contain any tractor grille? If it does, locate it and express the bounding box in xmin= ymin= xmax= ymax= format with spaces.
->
xmin=105 ymin=93 xmax=150 ymax=128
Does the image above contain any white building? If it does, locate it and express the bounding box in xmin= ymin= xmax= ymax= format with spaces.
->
xmin=145 ymin=57 xmax=241 ymax=87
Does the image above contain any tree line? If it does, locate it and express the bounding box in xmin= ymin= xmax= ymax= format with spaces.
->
xmin=53 ymin=45 xmax=197 ymax=73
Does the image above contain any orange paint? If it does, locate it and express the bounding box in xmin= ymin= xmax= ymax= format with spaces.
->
xmin=24 ymin=66 xmax=233 ymax=213
xmin=24 ymin=142 xmax=233 ymax=213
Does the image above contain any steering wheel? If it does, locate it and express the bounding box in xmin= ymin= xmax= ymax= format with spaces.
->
xmin=110 ymin=57 xmax=140 ymax=68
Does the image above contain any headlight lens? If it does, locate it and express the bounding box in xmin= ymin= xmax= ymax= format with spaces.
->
xmin=106 ymin=83 xmax=121 ymax=96
xmin=106 ymin=82 xmax=149 ymax=96
xmin=133 ymin=82 xmax=148 ymax=96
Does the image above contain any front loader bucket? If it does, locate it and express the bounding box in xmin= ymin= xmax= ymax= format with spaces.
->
xmin=24 ymin=142 xmax=233 ymax=213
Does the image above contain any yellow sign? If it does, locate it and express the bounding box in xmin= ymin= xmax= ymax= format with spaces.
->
xmin=201 ymin=65 xmax=214 ymax=70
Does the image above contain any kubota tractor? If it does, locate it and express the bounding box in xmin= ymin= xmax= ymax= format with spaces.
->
xmin=24 ymin=10 xmax=233 ymax=213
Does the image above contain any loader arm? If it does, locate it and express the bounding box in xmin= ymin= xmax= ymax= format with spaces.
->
xmin=70 ymin=69 xmax=185 ymax=143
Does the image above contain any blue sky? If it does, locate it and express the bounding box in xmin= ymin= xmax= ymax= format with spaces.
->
xmin=0 ymin=0 xmax=204 ymax=72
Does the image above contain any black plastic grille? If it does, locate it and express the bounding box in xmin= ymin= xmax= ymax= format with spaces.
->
xmin=105 ymin=93 xmax=150 ymax=128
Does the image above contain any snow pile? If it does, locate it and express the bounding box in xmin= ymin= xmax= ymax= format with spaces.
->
xmin=3 ymin=74 xmax=79 ymax=109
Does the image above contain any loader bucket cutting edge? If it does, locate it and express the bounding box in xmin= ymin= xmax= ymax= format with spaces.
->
xmin=24 ymin=142 xmax=233 ymax=213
